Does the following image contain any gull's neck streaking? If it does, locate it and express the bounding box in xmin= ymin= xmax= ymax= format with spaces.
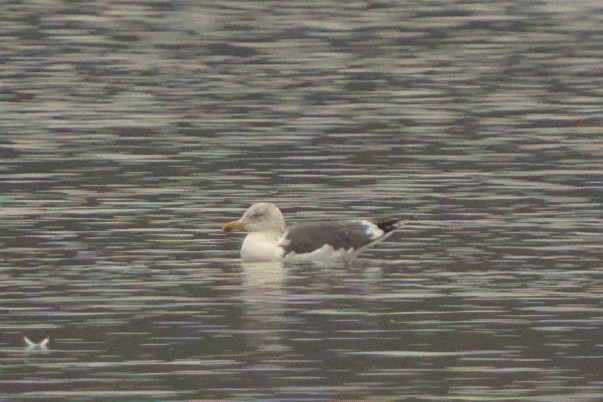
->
xmin=239 ymin=202 xmax=287 ymax=235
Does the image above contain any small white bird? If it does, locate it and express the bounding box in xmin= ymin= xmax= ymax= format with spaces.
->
xmin=24 ymin=336 xmax=50 ymax=350
xmin=222 ymin=202 xmax=402 ymax=262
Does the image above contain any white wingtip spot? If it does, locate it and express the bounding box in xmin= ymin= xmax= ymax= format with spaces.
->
xmin=362 ymin=220 xmax=385 ymax=239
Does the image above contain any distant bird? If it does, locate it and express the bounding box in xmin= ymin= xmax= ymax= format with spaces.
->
xmin=24 ymin=336 xmax=50 ymax=350
xmin=222 ymin=202 xmax=402 ymax=262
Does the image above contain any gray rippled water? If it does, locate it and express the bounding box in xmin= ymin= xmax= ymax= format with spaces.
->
xmin=1 ymin=0 xmax=602 ymax=400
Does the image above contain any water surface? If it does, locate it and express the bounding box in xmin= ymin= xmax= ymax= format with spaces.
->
xmin=1 ymin=0 xmax=602 ymax=400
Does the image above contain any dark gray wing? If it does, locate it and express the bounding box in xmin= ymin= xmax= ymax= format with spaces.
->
xmin=281 ymin=220 xmax=395 ymax=255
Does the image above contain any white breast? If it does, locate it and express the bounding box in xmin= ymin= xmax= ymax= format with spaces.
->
xmin=241 ymin=232 xmax=284 ymax=262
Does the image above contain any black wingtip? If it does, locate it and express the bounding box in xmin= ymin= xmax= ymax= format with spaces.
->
xmin=375 ymin=218 xmax=403 ymax=233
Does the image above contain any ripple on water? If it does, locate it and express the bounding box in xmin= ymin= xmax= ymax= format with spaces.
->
xmin=1 ymin=0 xmax=602 ymax=400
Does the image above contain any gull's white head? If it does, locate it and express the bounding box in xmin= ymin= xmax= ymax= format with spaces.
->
xmin=222 ymin=202 xmax=286 ymax=234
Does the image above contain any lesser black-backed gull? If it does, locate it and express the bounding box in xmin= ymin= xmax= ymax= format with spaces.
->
xmin=222 ymin=202 xmax=402 ymax=262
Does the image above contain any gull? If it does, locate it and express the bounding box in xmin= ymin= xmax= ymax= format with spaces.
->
xmin=222 ymin=202 xmax=402 ymax=262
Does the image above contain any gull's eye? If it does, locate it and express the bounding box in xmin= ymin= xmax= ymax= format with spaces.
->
xmin=250 ymin=211 xmax=264 ymax=219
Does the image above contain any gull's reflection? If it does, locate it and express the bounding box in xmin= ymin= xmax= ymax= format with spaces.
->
xmin=240 ymin=261 xmax=288 ymax=354
xmin=241 ymin=261 xmax=285 ymax=298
